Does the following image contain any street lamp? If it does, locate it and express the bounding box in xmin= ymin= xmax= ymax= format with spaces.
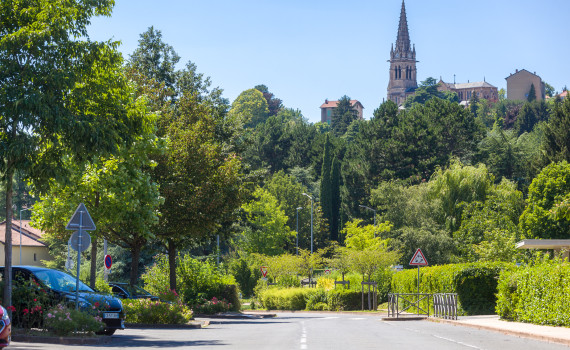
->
xmin=302 ymin=193 xmax=314 ymax=254
xmin=359 ymin=205 xmax=377 ymax=237
xmin=296 ymin=207 xmax=303 ymax=255
xmin=19 ymin=207 xmax=33 ymax=265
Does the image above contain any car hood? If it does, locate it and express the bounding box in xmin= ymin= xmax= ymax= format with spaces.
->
xmin=62 ymin=291 xmax=123 ymax=311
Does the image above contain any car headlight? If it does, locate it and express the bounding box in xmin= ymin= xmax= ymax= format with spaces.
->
xmin=1 ymin=306 xmax=8 ymax=321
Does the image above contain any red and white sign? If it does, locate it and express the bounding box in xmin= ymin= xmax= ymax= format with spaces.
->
xmin=324 ymin=268 xmax=331 ymax=274
xmin=409 ymin=248 xmax=428 ymax=266
xmin=260 ymin=266 xmax=269 ymax=278
xmin=104 ymin=254 xmax=113 ymax=269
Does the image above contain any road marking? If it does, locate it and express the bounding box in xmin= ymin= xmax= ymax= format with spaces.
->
xmin=300 ymin=321 xmax=307 ymax=349
xmin=432 ymin=335 xmax=481 ymax=349
xmin=317 ymin=316 xmax=339 ymax=320
xmin=348 ymin=317 xmax=366 ymax=320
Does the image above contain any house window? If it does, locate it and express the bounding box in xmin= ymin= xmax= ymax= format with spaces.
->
xmin=34 ymin=253 xmax=37 ymax=261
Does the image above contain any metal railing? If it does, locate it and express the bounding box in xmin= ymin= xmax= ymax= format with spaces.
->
xmin=432 ymin=293 xmax=458 ymax=320
xmin=387 ymin=293 xmax=430 ymax=318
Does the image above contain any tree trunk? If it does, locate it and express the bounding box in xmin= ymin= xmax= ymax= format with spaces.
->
xmin=3 ymin=167 xmax=15 ymax=315
xmin=90 ymin=237 xmax=98 ymax=288
xmin=168 ymin=239 xmax=177 ymax=292
xmin=130 ymin=243 xmax=141 ymax=287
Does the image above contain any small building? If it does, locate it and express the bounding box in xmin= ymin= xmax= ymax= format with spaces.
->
xmin=506 ymin=69 xmax=546 ymax=101
xmin=0 ymin=220 xmax=52 ymax=266
xmin=438 ymin=79 xmax=499 ymax=103
xmin=320 ymin=99 xmax=364 ymax=124
xmin=558 ymin=90 xmax=568 ymax=100
xmin=516 ymin=239 xmax=570 ymax=262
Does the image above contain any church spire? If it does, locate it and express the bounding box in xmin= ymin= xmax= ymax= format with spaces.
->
xmin=395 ymin=0 xmax=411 ymax=54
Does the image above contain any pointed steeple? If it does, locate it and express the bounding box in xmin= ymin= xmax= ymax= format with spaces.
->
xmin=395 ymin=0 xmax=411 ymax=54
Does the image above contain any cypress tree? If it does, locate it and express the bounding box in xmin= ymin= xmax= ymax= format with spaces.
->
xmin=320 ymin=134 xmax=332 ymax=235
xmin=330 ymin=156 xmax=341 ymax=241
xmin=528 ymin=83 xmax=537 ymax=102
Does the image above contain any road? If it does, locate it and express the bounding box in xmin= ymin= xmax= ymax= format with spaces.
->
xmin=9 ymin=312 xmax=568 ymax=350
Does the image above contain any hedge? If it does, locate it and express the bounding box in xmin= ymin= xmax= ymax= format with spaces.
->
xmin=496 ymin=261 xmax=570 ymax=326
xmin=259 ymin=287 xmax=366 ymax=311
xmin=391 ymin=262 xmax=514 ymax=315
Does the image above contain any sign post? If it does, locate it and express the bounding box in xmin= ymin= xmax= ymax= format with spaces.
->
xmin=66 ymin=203 xmax=96 ymax=310
xmin=409 ymin=248 xmax=428 ymax=295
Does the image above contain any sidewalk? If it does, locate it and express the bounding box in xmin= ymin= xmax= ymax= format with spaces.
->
xmin=428 ymin=315 xmax=570 ymax=346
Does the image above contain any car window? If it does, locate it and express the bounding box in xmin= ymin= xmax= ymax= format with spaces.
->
xmin=33 ymin=269 xmax=93 ymax=292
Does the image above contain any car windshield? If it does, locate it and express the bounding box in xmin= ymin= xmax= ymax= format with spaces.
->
xmin=118 ymin=284 xmax=152 ymax=296
xmin=34 ymin=269 xmax=93 ymax=292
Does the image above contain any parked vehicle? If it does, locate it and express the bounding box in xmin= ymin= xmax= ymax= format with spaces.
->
xmin=0 ymin=266 xmax=124 ymax=335
xmin=0 ymin=305 xmax=10 ymax=349
xmin=109 ymin=282 xmax=159 ymax=301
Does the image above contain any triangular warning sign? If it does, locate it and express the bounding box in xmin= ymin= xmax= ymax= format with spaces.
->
xmin=260 ymin=266 xmax=269 ymax=278
xmin=409 ymin=248 xmax=428 ymax=266
xmin=66 ymin=203 xmax=96 ymax=231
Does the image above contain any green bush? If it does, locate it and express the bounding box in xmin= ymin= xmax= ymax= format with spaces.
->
xmin=142 ymin=254 xmax=239 ymax=311
xmin=228 ymin=257 xmax=261 ymax=298
xmin=305 ymin=289 xmax=328 ymax=311
xmin=391 ymin=262 xmax=514 ymax=315
xmin=44 ymin=303 xmax=104 ymax=336
xmin=327 ymin=289 xmax=362 ymax=311
xmin=194 ymin=297 xmax=233 ymax=314
xmin=260 ymin=288 xmax=314 ymax=310
xmin=496 ymin=259 xmax=570 ymax=326
xmin=123 ymin=298 xmax=193 ymax=324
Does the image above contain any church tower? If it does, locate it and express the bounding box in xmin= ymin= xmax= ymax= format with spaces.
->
xmin=387 ymin=0 xmax=418 ymax=105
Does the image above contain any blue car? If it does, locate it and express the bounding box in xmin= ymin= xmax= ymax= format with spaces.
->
xmin=0 ymin=266 xmax=125 ymax=335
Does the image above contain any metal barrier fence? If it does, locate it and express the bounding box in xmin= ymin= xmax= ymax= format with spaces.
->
xmin=432 ymin=293 xmax=458 ymax=320
xmin=387 ymin=293 xmax=430 ymax=318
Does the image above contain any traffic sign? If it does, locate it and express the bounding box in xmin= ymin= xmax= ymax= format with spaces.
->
xmin=66 ymin=203 xmax=96 ymax=231
xmin=104 ymin=254 xmax=113 ymax=269
xmin=69 ymin=231 xmax=91 ymax=252
xmin=324 ymin=268 xmax=331 ymax=274
xmin=260 ymin=266 xmax=269 ymax=278
xmin=409 ymin=248 xmax=428 ymax=266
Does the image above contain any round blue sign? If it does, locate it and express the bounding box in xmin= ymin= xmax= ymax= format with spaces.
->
xmin=104 ymin=254 xmax=112 ymax=269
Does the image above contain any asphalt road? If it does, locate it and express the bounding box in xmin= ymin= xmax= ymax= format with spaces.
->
xmin=9 ymin=312 xmax=568 ymax=350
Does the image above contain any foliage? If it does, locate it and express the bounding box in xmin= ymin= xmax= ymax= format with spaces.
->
xmin=260 ymin=287 xmax=312 ymax=310
xmin=514 ymin=101 xmax=549 ymax=135
xmin=123 ymin=298 xmax=193 ymax=324
xmin=44 ymin=303 xmax=104 ymax=336
xmin=229 ymin=88 xmax=270 ymax=128
xmin=141 ymin=254 xmax=238 ymax=310
xmin=331 ymin=95 xmax=358 ymax=136
xmin=320 ymin=134 xmax=333 ymax=238
xmin=4 ymin=276 xmax=55 ymax=329
xmin=227 ymin=256 xmax=261 ymax=298
xmin=345 ymin=245 xmax=400 ymax=282
xmin=540 ymin=96 xmax=570 ymax=166
xmin=194 ymin=296 xmax=233 ymax=315
xmin=391 ymin=262 xmax=515 ymax=315
xmin=527 ymin=83 xmax=537 ymax=102
xmin=342 ymin=219 xmax=392 ymax=250
xmin=234 ymin=188 xmax=295 ymax=255
xmin=326 ymin=289 xmax=363 ymax=311
xmin=519 ymin=161 xmax=570 ymax=239
xmin=258 ymin=287 xmax=367 ymax=311
xmin=496 ymin=257 xmax=570 ymax=326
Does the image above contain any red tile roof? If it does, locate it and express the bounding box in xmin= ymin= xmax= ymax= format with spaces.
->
xmin=320 ymin=100 xmax=362 ymax=109
xmin=0 ymin=220 xmax=47 ymax=247
xmin=559 ymin=90 xmax=568 ymax=98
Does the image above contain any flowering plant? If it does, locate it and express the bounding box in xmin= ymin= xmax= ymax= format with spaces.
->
xmin=44 ymin=303 xmax=104 ymax=336
xmin=193 ymin=297 xmax=232 ymax=315
xmin=122 ymin=297 xmax=193 ymax=324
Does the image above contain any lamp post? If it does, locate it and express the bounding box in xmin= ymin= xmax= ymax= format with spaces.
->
xmin=296 ymin=207 xmax=303 ymax=255
xmin=359 ymin=205 xmax=377 ymax=237
xmin=19 ymin=207 xmax=33 ymax=265
xmin=302 ymin=193 xmax=314 ymax=254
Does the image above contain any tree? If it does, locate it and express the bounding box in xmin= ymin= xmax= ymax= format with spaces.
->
xmin=514 ymin=101 xmax=549 ymax=135
xmin=254 ymin=85 xmax=283 ymax=116
xmin=540 ymin=96 xmax=570 ymax=165
xmin=228 ymin=89 xmax=270 ymax=128
xmin=1 ymin=0 xmax=149 ymax=310
xmin=342 ymin=219 xmax=392 ymax=250
xmin=234 ymin=188 xmax=295 ymax=255
xmin=545 ymin=82 xmax=556 ymax=98
xmin=320 ymin=134 xmax=333 ymax=237
xmin=404 ymin=77 xmax=442 ymax=107
xmin=527 ymin=83 xmax=537 ymax=102
xmin=519 ymin=161 xmax=570 ymax=239
xmin=331 ymin=96 xmax=357 ymax=136
xmin=330 ymin=157 xmax=341 ymax=241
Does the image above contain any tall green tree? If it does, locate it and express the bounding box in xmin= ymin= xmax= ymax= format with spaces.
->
xmin=320 ymin=134 xmax=333 ymax=237
xmin=228 ymin=88 xmax=270 ymax=128
xmin=254 ymin=84 xmax=282 ymax=116
xmin=540 ymin=96 xmax=570 ymax=166
xmin=1 ymin=0 xmax=148 ymax=310
xmin=330 ymin=157 xmax=341 ymax=241
xmin=331 ymin=96 xmax=357 ymax=136
xmin=527 ymin=83 xmax=537 ymax=102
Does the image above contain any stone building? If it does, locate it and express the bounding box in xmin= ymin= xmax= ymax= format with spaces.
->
xmin=506 ymin=69 xmax=546 ymax=101
xmin=387 ymin=0 xmax=418 ymax=105
xmin=320 ymin=99 xmax=364 ymax=124
xmin=438 ymin=79 xmax=499 ymax=103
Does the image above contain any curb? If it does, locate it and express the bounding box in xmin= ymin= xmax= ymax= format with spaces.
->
xmin=427 ymin=317 xmax=570 ymax=347
xmin=125 ymin=321 xmax=204 ymax=329
xmin=12 ymin=334 xmax=113 ymax=345
xmin=382 ymin=316 xmax=428 ymax=321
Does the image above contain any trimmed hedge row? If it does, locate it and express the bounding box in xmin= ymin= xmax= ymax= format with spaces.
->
xmin=259 ymin=287 xmax=365 ymax=311
xmin=391 ymin=262 xmax=514 ymax=315
xmin=496 ymin=261 xmax=570 ymax=326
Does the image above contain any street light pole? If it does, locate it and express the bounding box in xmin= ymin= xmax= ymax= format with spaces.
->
xmin=359 ymin=205 xmax=377 ymax=237
xmin=302 ymin=193 xmax=314 ymax=254
xmin=296 ymin=207 xmax=302 ymax=255
xmin=19 ymin=207 xmax=32 ymax=265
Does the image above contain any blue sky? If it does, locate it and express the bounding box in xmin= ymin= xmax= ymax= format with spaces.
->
xmin=88 ymin=0 xmax=569 ymax=123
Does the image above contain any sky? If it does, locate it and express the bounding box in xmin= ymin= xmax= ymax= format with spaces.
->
xmin=88 ymin=0 xmax=570 ymax=123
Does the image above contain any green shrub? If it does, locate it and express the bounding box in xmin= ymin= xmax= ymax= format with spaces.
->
xmin=44 ymin=303 xmax=104 ymax=336
xmin=260 ymin=288 xmax=314 ymax=310
xmin=228 ymin=257 xmax=261 ymax=298
xmin=306 ymin=289 xmax=328 ymax=310
xmin=194 ymin=297 xmax=233 ymax=314
xmin=142 ymin=254 xmax=239 ymax=310
xmin=3 ymin=276 xmax=56 ymax=329
xmin=496 ymin=259 xmax=570 ymax=326
xmin=391 ymin=262 xmax=514 ymax=315
xmin=123 ymin=298 xmax=193 ymax=324
xmin=327 ymin=289 xmax=362 ymax=311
